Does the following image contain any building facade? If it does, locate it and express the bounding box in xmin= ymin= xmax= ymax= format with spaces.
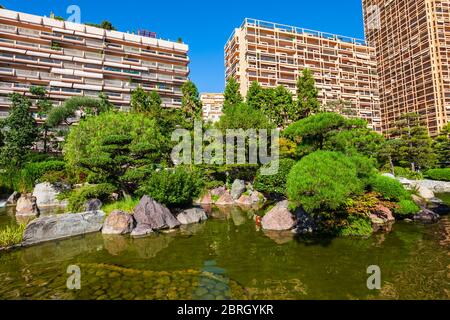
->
xmin=0 ymin=8 xmax=189 ymax=119
xmin=225 ymin=18 xmax=381 ymax=131
xmin=200 ymin=93 xmax=224 ymax=122
xmin=363 ymin=0 xmax=450 ymax=135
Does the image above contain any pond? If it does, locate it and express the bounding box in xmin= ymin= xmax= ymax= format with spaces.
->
xmin=0 ymin=199 xmax=449 ymax=300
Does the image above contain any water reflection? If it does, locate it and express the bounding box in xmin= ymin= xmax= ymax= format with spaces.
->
xmin=0 ymin=203 xmax=449 ymax=300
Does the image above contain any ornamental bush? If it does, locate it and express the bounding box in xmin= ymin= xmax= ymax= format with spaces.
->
xmin=424 ymin=168 xmax=450 ymax=182
xmin=369 ymin=175 xmax=410 ymax=202
xmin=254 ymin=158 xmax=296 ymax=197
xmin=395 ymin=200 xmax=421 ymax=216
xmin=338 ymin=216 xmax=373 ymax=237
xmin=286 ymin=151 xmax=364 ymax=212
xmin=138 ymin=166 xmax=203 ymax=208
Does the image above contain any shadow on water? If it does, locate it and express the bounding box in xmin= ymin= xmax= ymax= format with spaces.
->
xmin=0 ymin=198 xmax=449 ymax=300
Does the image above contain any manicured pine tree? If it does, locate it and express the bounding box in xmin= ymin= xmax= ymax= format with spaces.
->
xmin=30 ymin=86 xmax=53 ymax=153
xmin=433 ymin=123 xmax=450 ymax=168
xmin=295 ymin=68 xmax=320 ymax=120
xmin=390 ymin=112 xmax=436 ymax=172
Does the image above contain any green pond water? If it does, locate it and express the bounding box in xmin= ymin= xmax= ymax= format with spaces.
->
xmin=0 ymin=201 xmax=449 ymax=300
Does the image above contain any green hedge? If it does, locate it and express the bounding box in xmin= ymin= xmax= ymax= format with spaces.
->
xmin=425 ymin=168 xmax=450 ymax=182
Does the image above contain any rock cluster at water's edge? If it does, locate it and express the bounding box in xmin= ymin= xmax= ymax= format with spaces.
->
xmin=16 ymin=194 xmax=40 ymax=217
xmin=261 ymin=201 xmax=296 ymax=231
xmin=102 ymin=210 xmax=135 ymax=235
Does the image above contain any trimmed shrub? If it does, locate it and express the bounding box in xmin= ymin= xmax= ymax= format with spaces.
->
xmin=395 ymin=199 xmax=421 ymax=216
xmin=139 ymin=166 xmax=202 ymax=208
xmin=67 ymin=183 xmax=117 ymax=212
xmin=369 ymin=175 xmax=410 ymax=202
xmin=425 ymin=168 xmax=450 ymax=182
xmin=287 ymin=151 xmax=364 ymax=212
xmin=254 ymin=158 xmax=296 ymax=197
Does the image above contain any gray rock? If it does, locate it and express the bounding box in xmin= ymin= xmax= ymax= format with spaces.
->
xmin=84 ymin=199 xmax=103 ymax=212
xmin=133 ymin=195 xmax=180 ymax=230
xmin=261 ymin=200 xmax=296 ymax=231
xmin=131 ymin=224 xmax=154 ymax=238
xmin=428 ymin=197 xmax=450 ymax=215
xmin=32 ymin=182 xmax=67 ymax=207
xmin=102 ymin=210 xmax=135 ymax=235
xmin=293 ymin=207 xmax=318 ymax=235
xmin=16 ymin=194 xmax=40 ymax=217
xmin=413 ymin=209 xmax=440 ymax=224
xmin=6 ymin=191 xmax=20 ymax=206
xmin=230 ymin=179 xmax=246 ymax=200
xmin=210 ymin=186 xmax=226 ymax=197
xmin=22 ymin=210 xmax=105 ymax=246
xmin=177 ymin=207 xmax=208 ymax=225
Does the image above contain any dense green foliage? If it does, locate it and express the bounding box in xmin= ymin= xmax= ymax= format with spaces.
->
xmin=424 ymin=168 xmax=450 ymax=181
xmin=223 ymin=78 xmax=243 ymax=112
xmin=46 ymin=96 xmax=110 ymax=127
xmin=0 ymin=224 xmax=25 ymax=248
xmin=395 ymin=200 xmax=420 ymax=216
xmin=216 ymin=103 xmax=274 ymax=131
xmin=254 ymin=158 xmax=296 ymax=197
xmin=337 ymin=216 xmax=373 ymax=237
xmin=102 ymin=198 xmax=139 ymax=215
xmin=138 ymin=166 xmax=202 ymax=208
xmin=181 ymin=81 xmax=202 ymax=120
xmin=287 ymin=151 xmax=365 ymax=212
xmin=389 ymin=113 xmax=435 ymax=171
xmin=130 ymin=87 xmax=162 ymax=117
xmin=0 ymin=94 xmax=38 ymax=168
xmin=369 ymin=175 xmax=410 ymax=202
xmin=433 ymin=124 xmax=450 ymax=168
xmin=64 ymin=112 xmax=164 ymax=194
xmin=67 ymin=183 xmax=117 ymax=212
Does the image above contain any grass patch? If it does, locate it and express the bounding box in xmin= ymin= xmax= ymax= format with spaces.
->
xmin=102 ymin=198 xmax=139 ymax=215
xmin=0 ymin=224 xmax=26 ymax=248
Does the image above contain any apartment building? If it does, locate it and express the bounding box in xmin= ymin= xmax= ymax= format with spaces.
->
xmin=363 ymin=0 xmax=450 ymax=135
xmin=0 ymin=8 xmax=189 ymax=119
xmin=200 ymin=93 xmax=224 ymax=122
xmin=225 ymin=18 xmax=381 ymax=131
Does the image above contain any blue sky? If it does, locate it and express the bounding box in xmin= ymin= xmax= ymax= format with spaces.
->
xmin=1 ymin=0 xmax=366 ymax=93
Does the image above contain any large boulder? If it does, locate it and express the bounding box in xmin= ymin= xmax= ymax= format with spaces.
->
xmin=16 ymin=194 xmax=40 ymax=217
xmin=411 ymin=194 xmax=427 ymax=208
xmin=261 ymin=201 xmax=296 ymax=231
xmin=32 ymin=182 xmax=67 ymax=207
xmin=230 ymin=179 xmax=246 ymax=200
xmin=133 ymin=196 xmax=180 ymax=230
xmin=428 ymin=197 xmax=450 ymax=215
xmin=176 ymin=207 xmax=208 ymax=225
xmin=22 ymin=210 xmax=105 ymax=246
xmin=414 ymin=209 xmax=440 ymax=224
xmin=370 ymin=204 xmax=395 ymax=223
xmin=84 ymin=199 xmax=103 ymax=212
xmin=102 ymin=210 xmax=135 ymax=235
xmin=215 ymin=190 xmax=234 ymax=206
